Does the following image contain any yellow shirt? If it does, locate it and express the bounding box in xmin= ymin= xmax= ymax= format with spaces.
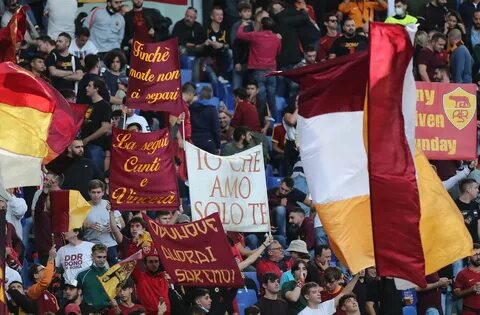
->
xmin=338 ymin=0 xmax=388 ymax=28
xmin=385 ymin=14 xmax=418 ymax=26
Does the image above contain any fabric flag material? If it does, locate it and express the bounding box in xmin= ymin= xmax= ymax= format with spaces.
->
xmin=50 ymin=190 xmax=92 ymax=232
xmin=0 ymin=210 xmax=8 ymax=314
xmin=277 ymin=23 xmax=472 ymax=286
xmin=0 ymin=6 xmax=27 ymax=62
xmin=98 ymin=250 xmax=143 ymax=300
xmin=0 ymin=62 xmax=81 ymax=188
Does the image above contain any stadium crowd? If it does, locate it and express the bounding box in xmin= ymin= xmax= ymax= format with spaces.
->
xmin=1 ymin=0 xmax=480 ymax=314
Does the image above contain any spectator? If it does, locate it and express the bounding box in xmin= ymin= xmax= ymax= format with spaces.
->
xmin=108 ymin=278 xmax=146 ymax=315
xmin=27 ymin=246 xmax=59 ymax=314
xmin=246 ymin=80 xmax=271 ymax=135
xmin=219 ymin=110 xmax=233 ymax=144
xmin=281 ymin=259 xmax=308 ymax=315
xmin=81 ymin=79 xmax=112 ymax=171
xmin=230 ymin=2 xmax=253 ymax=90
xmin=125 ymin=108 xmax=151 ymax=132
xmin=321 ymin=267 xmax=344 ymax=301
xmin=231 ymin=87 xmax=262 ymax=132
xmin=29 ymin=55 xmax=46 ymax=78
xmin=68 ymin=27 xmax=99 ymax=62
xmin=282 ymin=98 xmax=299 ymax=176
xmin=317 ymin=12 xmax=341 ymax=62
xmin=190 ymin=86 xmax=221 ymax=154
xmin=329 ymin=17 xmax=368 ymax=59
xmin=45 ymin=32 xmax=83 ymax=92
xmin=256 ymin=273 xmax=288 ymax=315
xmin=83 ymin=0 xmax=125 ymax=57
xmin=123 ymin=0 xmax=171 ymax=47
xmin=4 ymin=188 xmax=27 ymax=243
xmin=102 ymin=50 xmax=127 ymax=97
xmin=417 ymin=33 xmax=447 ymax=82
xmin=433 ymin=65 xmax=451 ymax=82
xmin=221 ymin=126 xmax=252 ymax=155
xmin=7 ymin=281 xmax=37 ymax=314
xmin=245 ymin=305 xmax=261 ymax=315
xmin=1 ymin=0 xmax=38 ymax=42
xmin=454 ymin=243 xmax=480 ymax=310
xmin=455 ymin=179 xmax=480 ymax=243
xmin=57 ymin=280 xmax=97 ymax=315
xmin=385 ymin=0 xmax=418 ymax=26
xmin=449 ymin=28 xmax=473 ymax=83
xmin=203 ymin=6 xmax=232 ymax=85
xmin=418 ymin=0 xmax=449 ymax=32
xmin=132 ymin=252 xmax=171 ymax=315
xmin=295 ymin=45 xmax=317 ymax=68
xmin=83 ymin=180 xmax=123 ymax=265
xmin=76 ymin=243 xmax=111 ymax=312
xmin=288 ymin=207 xmax=315 ymax=250
xmin=281 ymin=241 xmax=310 ymax=285
xmin=444 ymin=11 xmax=466 ymax=38
xmin=36 ymin=35 xmax=56 ymax=57
xmin=299 ymin=276 xmax=360 ymax=315
xmin=191 ymin=289 xmax=212 ymax=313
xmin=365 ymin=268 xmax=403 ymax=315
xmin=44 ymin=0 xmax=76 ymax=40
xmin=415 ymin=273 xmax=450 ymax=315
xmin=459 ymin=0 xmax=480 ymax=30
xmin=307 ymin=245 xmax=332 ymax=285
xmin=256 ymin=240 xmax=294 ymax=281
xmin=338 ymin=0 xmax=387 ymax=30
xmin=55 ymin=228 xmax=94 ymax=284
xmin=76 ymin=54 xmax=110 ymax=106
xmin=172 ymin=7 xmax=206 ymax=57
xmin=268 ymin=177 xmax=312 ymax=242
xmin=467 ymin=11 xmax=480 ymax=51
xmin=338 ymin=294 xmax=361 ymax=315
xmin=271 ymin=123 xmax=286 ymax=175
xmin=55 ymin=138 xmax=102 ymax=200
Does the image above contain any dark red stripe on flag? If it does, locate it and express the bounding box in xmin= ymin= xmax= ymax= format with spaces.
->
xmin=273 ymin=51 xmax=369 ymax=118
xmin=50 ymin=190 xmax=70 ymax=232
xmin=367 ymin=23 xmax=426 ymax=286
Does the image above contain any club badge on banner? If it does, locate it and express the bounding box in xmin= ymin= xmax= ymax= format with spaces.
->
xmin=144 ymin=212 xmax=244 ymax=287
xmin=126 ymin=37 xmax=182 ymax=113
xmin=416 ymin=82 xmax=477 ymax=160
xmin=185 ymin=142 xmax=270 ymax=232
xmin=109 ymin=127 xmax=179 ymax=210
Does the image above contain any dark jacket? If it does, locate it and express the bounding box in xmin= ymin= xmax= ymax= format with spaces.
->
xmin=459 ymin=0 xmax=480 ymax=30
xmin=273 ymin=8 xmax=307 ymax=66
xmin=123 ymin=8 xmax=171 ymax=47
xmin=189 ymin=102 xmax=220 ymax=153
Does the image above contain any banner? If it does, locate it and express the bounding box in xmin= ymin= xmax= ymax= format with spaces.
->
xmin=185 ymin=142 xmax=270 ymax=232
xmin=127 ymin=38 xmax=182 ymax=113
xmin=144 ymin=212 xmax=244 ymax=287
xmin=416 ymin=82 xmax=477 ymax=160
xmin=109 ymin=127 xmax=179 ymax=210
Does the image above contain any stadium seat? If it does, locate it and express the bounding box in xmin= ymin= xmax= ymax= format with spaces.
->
xmin=266 ymin=136 xmax=273 ymax=153
xmin=243 ymin=272 xmax=260 ymax=291
xmin=180 ymin=69 xmax=192 ymax=85
xmin=275 ymin=96 xmax=286 ymax=123
xmin=266 ymin=176 xmax=282 ymax=189
xmin=265 ymin=164 xmax=274 ymax=178
xmin=236 ymin=288 xmax=258 ymax=315
xmin=402 ymin=306 xmax=416 ymax=315
xmin=180 ymin=55 xmax=196 ymax=70
xmin=216 ymin=81 xmax=234 ymax=111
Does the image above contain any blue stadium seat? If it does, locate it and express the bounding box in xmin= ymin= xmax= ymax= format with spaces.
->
xmin=180 ymin=55 xmax=196 ymax=70
xmin=402 ymin=306 xmax=416 ymax=315
xmin=266 ymin=176 xmax=282 ymax=189
xmin=196 ymin=82 xmax=213 ymax=95
xmin=243 ymin=272 xmax=260 ymax=291
xmin=236 ymin=288 xmax=258 ymax=315
xmin=216 ymin=81 xmax=234 ymax=111
xmin=266 ymin=136 xmax=273 ymax=153
xmin=265 ymin=164 xmax=274 ymax=178
xmin=180 ymin=69 xmax=192 ymax=85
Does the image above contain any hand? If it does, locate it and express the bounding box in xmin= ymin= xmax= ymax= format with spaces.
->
xmin=473 ymin=282 xmax=480 ymax=293
xmin=437 ymin=277 xmax=451 ymax=288
xmin=82 ymin=138 xmax=89 ymax=146
xmin=148 ymin=28 xmax=155 ymax=37
xmin=263 ymin=234 xmax=274 ymax=247
xmin=276 ymin=33 xmax=282 ymax=40
xmin=204 ymin=39 xmax=212 ymax=46
xmin=48 ymin=245 xmax=57 ymax=261
xmin=469 ymin=159 xmax=478 ymax=171
xmin=280 ymin=197 xmax=288 ymax=206
xmin=158 ymin=298 xmax=167 ymax=315
xmin=111 ymin=299 xmax=120 ymax=310
xmin=106 ymin=201 xmax=112 ymax=212
xmin=270 ymin=226 xmax=278 ymax=233
xmin=234 ymin=63 xmax=242 ymax=72
xmin=261 ymin=126 xmax=268 ymax=135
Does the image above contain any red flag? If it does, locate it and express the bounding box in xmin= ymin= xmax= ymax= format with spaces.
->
xmin=0 ymin=6 xmax=27 ymax=62
xmin=367 ymin=22 xmax=425 ymax=285
xmin=50 ymin=190 xmax=92 ymax=232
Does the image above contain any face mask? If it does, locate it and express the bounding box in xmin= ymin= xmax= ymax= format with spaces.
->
xmin=395 ymin=7 xmax=405 ymax=16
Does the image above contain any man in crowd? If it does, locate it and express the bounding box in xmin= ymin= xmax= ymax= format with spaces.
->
xmin=29 ymin=56 xmax=46 ymax=79
xmin=338 ymin=0 xmax=387 ymax=30
xmin=204 ymin=6 xmax=231 ymax=84
xmin=76 ymin=243 xmax=111 ymax=312
xmin=221 ymin=126 xmax=252 ymax=156
xmin=109 ymin=278 xmax=146 ymax=314
xmin=317 ymin=12 xmax=340 ymax=61
xmin=123 ymin=0 xmax=171 ymax=48
xmin=256 ymin=273 xmax=288 ymax=315
xmin=288 ymin=207 xmax=315 ymax=251
xmin=256 ymin=240 xmax=294 ymax=281
xmin=449 ymin=29 xmax=473 ymax=83
xmin=417 ymin=0 xmax=449 ymax=32
xmin=58 ymin=280 xmax=97 ymax=314
xmin=329 ymin=17 xmax=368 ymax=59
xmin=45 ymin=32 xmax=83 ymax=92
xmin=83 ymin=0 xmax=125 ymax=57
xmin=68 ymin=27 xmax=98 ymax=62
xmin=456 ymin=178 xmax=480 ymax=243
xmin=454 ymin=243 xmax=480 ymax=311
xmin=417 ymin=33 xmax=447 ymax=82
xmin=385 ymin=0 xmax=417 ymax=25
xmin=172 ymin=7 xmax=206 ymax=57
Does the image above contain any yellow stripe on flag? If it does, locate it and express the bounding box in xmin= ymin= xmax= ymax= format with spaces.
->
xmin=0 ymin=103 xmax=51 ymax=158
xmin=68 ymin=191 xmax=92 ymax=231
xmin=415 ymin=147 xmax=473 ymax=274
xmin=315 ymin=195 xmax=374 ymax=273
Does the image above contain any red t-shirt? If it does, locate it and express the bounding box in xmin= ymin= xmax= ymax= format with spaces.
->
xmin=454 ymin=267 xmax=480 ymax=314
xmin=231 ymin=100 xmax=262 ymax=132
xmin=417 ymin=47 xmax=447 ymax=81
xmin=108 ymin=303 xmax=145 ymax=315
xmin=272 ymin=124 xmax=286 ymax=151
xmin=321 ymin=285 xmax=342 ymax=302
xmin=317 ymin=34 xmax=341 ymax=61
xmin=133 ymin=10 xmax=151 ymax=43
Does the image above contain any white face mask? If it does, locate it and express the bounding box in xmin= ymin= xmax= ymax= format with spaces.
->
xmin=395 ymin=7 xmax=405 ymax=16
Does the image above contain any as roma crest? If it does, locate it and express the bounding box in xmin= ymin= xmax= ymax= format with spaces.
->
xmin=443 ymin=87 xmax=476 ymax=130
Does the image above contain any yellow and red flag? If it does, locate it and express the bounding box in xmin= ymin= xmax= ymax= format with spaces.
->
xmin=0 ymin=6 xmax=27 ymax=62
xmin=50 ymin=190 xmax=92 ymax=232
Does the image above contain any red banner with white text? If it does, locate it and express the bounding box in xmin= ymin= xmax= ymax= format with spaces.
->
xmin=127 ymin=37 xmax=182 ymax=113
xmin=109 ymin=127 xmax=179 ymax=210
xmin=416 ymin=82 xmax=477 ymax=160
xmin=144 ymin=212 xmax=244 ymax=287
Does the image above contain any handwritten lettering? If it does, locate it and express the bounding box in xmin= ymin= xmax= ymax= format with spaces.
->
xmin=113 ymin=133 xmax=137 ymax=150
xmin=157 ymin=70 xmax=180 ymax=82
xmin=175 ymin=269 xmax=236 ymax=284
xmin=111 ymin=188 xmax=176 ymax=205
xmin=124 ymin=156 xmax=161 ymax=173
xmin=132 ymin=41 xmax=171 ymax=63
xmin=141 ymin=137 xmax=169 ymax=155
xmin=148 ymin=217 xmax=218 ymax=239
xmin=161 ymin=245 xmax=217 ymax=264
xmin=209 ymin=176 xmax=251 ymax=199
xmin=145 ymin=89 xmax=180 ymax=104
